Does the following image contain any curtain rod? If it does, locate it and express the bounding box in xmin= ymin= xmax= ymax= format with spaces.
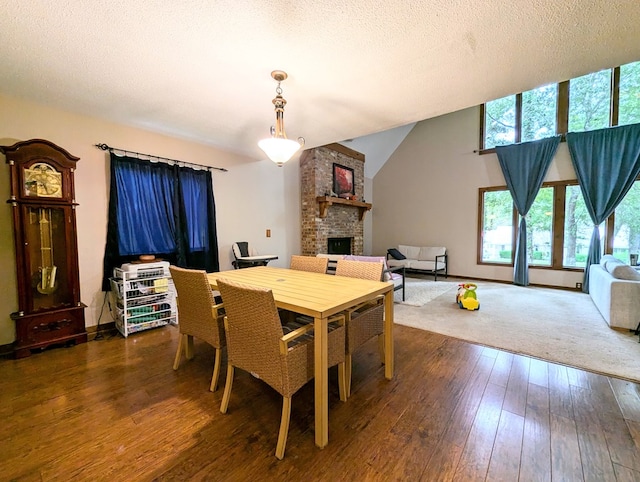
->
xmin=94 ymin=143 xmax=228 ymax=172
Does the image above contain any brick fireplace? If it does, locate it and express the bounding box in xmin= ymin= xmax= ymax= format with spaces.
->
xmin=300 ymin=144 xmax=368 ymax=256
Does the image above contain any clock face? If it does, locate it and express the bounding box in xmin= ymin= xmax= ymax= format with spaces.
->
xmin=24 ymin=163 xmax=63 ymax=198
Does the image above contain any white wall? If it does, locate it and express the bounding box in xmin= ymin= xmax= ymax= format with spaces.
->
xmin=0 ymin=94 xmax=301 ymax=344
xmin=363 ymin=176 xmax=373 ymax=255
xmin=372 ymin=106 xmax=584 ymax=289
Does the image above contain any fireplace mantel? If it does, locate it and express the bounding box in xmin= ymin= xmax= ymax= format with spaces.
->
xmin=316 ymin=196 xmax=372 ymax=221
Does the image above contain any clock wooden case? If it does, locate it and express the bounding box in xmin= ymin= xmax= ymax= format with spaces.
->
xmin=2 ymin=139 xmax=87 ymax=358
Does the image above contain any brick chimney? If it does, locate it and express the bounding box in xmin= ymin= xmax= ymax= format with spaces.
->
xmin=299 ymin=144 xmax=366 ymax=256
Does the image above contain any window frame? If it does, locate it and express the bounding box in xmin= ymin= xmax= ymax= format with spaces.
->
xmin=477 ymin=179 xmax=637 ymax=271
xmin=478 ymin=65 xmax=629 ymax=153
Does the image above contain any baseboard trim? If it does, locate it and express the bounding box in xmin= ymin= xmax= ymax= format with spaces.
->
xmin=0 ymin=342 xmax=14 ymax=358
xmin=0 ymin=321 xmax=118 ymax=358
xmin=407 ymin=272 xmax=583 ymax=292
xmin=88 ymin=321 xmax=117 ymax=340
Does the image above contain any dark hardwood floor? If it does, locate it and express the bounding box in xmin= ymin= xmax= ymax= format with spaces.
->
xmin=1 ymin=323 xmax=639 ymax=481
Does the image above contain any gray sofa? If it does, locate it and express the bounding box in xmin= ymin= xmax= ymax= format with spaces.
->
xmin=588 ymin=254 xmax=640 ymax=330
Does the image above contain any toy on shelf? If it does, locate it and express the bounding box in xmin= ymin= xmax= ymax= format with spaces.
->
xmin=456 ymin=283 xmax=480 ymax=311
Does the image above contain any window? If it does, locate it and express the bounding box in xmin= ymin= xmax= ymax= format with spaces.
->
xmin=478 ymin=180 xmax=633 ymax=271
xmin=480 ymin=60 xmax=640 ymax=151
xmin=611 ymin=181 xmax=640 ymax=263
xmin=619 ymin=61 xmax=640 ymax=126
xmin=562 ymin=185 xmax=593 ymax=268
xmin=480 ymin=189 xmax=514 ymax=263
xmin=483 ymin=95 xmax=516 ymax=149
xmin=568 ymin=69 xmax=611 ymax=132
xmin=521 ymin=84 xmax=557 ymax=142
xmin=526 ymin=187 xmax=553 ymax=266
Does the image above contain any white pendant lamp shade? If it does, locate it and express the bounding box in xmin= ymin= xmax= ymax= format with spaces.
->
xmin=258 ymin=137 xmax=303 ymax=166
xmin=259 ymin=70 xmax=304 ymax=167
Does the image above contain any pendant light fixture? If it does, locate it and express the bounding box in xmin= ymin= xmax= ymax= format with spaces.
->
xmin=258 ymin=70 xmax=305 ymax=167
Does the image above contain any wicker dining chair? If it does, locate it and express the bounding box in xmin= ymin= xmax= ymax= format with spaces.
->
xmin=216 ymin=277 xmax=346 ymax=460
xmin=335 ymin=258 xmax=384 ymax=281
xmin=169 ymin=266 xmax=226 ymax=392
xmin=334 ymin=259 xmax=386 ymax=397
xmin=290 ymin=255 xmax=329 ymax=274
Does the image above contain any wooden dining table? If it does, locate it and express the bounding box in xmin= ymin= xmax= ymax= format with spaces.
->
xmin=207 ymin=265 xmax=394 ymax=448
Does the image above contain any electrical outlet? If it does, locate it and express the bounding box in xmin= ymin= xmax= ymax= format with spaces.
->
xmin=576 ymin=282 xmax=582 ymax=290
xmin=266 ymin=229 xmax=271 ymax=238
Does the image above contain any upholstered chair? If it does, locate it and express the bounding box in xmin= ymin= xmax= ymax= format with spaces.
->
xmin=169 ymin=266 xmax=226 ymax=392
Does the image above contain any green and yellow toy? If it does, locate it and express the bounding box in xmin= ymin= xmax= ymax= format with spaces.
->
xmin=456 ymin=283 xmax=480 ymax=310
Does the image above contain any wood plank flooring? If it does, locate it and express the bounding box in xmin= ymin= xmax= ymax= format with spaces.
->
xmin=1 ymin=323 xmax=639 ymax=481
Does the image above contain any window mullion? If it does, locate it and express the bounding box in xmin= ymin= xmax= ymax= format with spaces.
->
xmin=557 ymin=81 xmax=569 ymax=135
xmin=605 ymin=213 xmax=615 ymax=255
xmin=552 ymin=185 xmax=565 ymax=268
xmin=512 ymin=204 xmax=519 ymax=265
xmin=515 ymin=93 xmax=522 ymax=143
xmin=479 ymin=104 xmax=486 ymax=150
xmin=611 ymin=66 xmax=620 ymax=127
xmin=476 ymin=189 xmax=484 ymax=264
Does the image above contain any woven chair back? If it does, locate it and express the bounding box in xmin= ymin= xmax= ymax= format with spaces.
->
xmin=216 ymin=278 xmax=289 ymax=394
xmin=169 ymin=266 xmax=225 ymax=348
xmin=290 ymin=255 xmax=328 ymax=274
xmin=335 ymin=259 xmax=384 ymax=281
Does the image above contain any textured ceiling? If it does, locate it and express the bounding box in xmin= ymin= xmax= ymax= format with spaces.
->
xmin=1 ymin=1 xmax=640 ymax=161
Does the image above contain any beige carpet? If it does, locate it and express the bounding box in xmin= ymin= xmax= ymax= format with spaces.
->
xmin=394 ymin=279 xmax=640 ymax=382
xmin=394 ymin=278 xmax=460 ymax=306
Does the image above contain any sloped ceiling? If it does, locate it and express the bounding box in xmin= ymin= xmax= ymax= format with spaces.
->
xmin=1 ymin=1 xmax=639 ymax=161
xmin=340 ymin=123 xmax=416 ymax=178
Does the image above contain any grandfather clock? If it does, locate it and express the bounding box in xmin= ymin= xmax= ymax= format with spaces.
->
xmin=2 ymin=139 xmax=87 ymax=358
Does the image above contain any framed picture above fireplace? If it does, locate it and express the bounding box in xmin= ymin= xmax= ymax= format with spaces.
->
xmin=333 ymin=163 xmax=355 ymax=197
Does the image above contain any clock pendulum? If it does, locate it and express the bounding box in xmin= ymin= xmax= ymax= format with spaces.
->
xmin=36 ymin=208 xmax=58 ymax=295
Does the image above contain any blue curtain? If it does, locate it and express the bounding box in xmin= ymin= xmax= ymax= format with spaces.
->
xmin=496 ymin=136 xmax=561 ymax=286
xmin=566 ymin=123 xmax=640 ymax=292
xmin=115 ymin=157 xmax=177 ymax=255
xmin=102 ymin=154 xmax=219 ymax=290
xmin=175 ymin=166 xmax=219 ymax=270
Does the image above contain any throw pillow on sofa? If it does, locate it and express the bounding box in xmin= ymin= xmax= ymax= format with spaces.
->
xmin=387 ymin=248 xmax=406 ymax=260
xmin=610 ymin=264 xmax=640 ymax=281
xmin=600 ymin=254 xmax=619 ymax=272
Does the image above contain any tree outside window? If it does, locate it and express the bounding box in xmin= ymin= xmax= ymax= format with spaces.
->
xmin=522 ymin=84 xmax=557 ymax=143
xmin=569 ymin=69 xmax=611 ymax=132
xmin=612 ymin=181 xmax=640 ymax=264
xmin=619 ymin=61 xmax=640 ymax=126
xmin=484 ymin=95 xmax=515 ymax=149
xmin=480 ymin=189 xmax=513 ymax=263
xmin=480 ymin=60 xmax=640 ymax=151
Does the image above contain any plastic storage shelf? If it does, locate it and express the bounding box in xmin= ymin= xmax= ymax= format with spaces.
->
xmin=109 ymin=262 xmax=177 ymax=337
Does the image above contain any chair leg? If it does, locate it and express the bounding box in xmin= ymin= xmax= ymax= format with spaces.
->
xmin=220 ymin=365 xmax=235 ymax=414
xmin=345 ymin=353 xmax=353 ymax=398
xmin=378 ymin=334 xmax=385 ymax=363
xmin=209 ymin=348 xmax=222 ymax=392
xmin=338 ymin=361 xmax=347 ymax=402
xmin=275 ymin=396 xmax=292 ymax=460
xmin=173 ymin=334 xmax=185 ymax=370
xmin=185 ymin=335 xmax=195 ymax=360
